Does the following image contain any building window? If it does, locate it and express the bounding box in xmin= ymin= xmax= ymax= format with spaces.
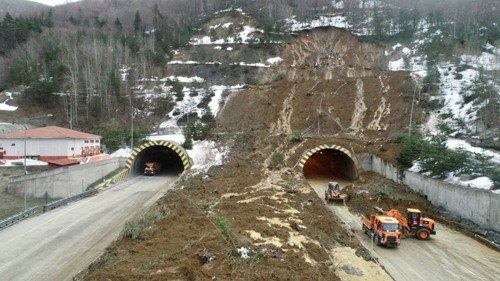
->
xmin=11 ymin=143 xmax=15 ymax=146
xmin=85 ymin=140 xmax=89 ymax=143
xmin=71 ymin=147 xmax=74 ymax=151
xmin=96 ymin=140 xmax=100 ymax=143
xmin=90 ymin=140 xmax=94 ymax=143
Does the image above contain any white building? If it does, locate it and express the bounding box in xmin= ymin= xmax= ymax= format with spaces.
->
xmin=0 ymin=126 xmax=101 ymax=162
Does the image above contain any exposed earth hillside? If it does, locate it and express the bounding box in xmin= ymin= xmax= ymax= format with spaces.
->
xmin=81 ymin=27 xmax=445 ymax=281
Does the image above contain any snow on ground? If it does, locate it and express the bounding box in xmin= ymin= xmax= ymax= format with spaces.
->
xmin=446 ymin=139 xmax=500 ymax=163
xmin=267 ymin=57 xmax=283 ymax=65
xmin=0 ymin=158 xmax=48 ymax=167
xmin=147 ymin=134 xmax=185 ymax=144
xmin=445 ymin=175 xmax=494 ymax=190
xmin=285 ymin=14 xmax=350 ymax=31
xmin=190 ymin=24 xmax=263 ymax=45
xmin=385 ymin=28 xmax=499 ymax=192
xmin=111 ymin=147 xmax=133 ymax=158
xmin=110 ymin=138 xmax=228 ymax=174
xmin=0 ymin=92 xmax=18 ymax=111
xmin=461 ymin=44 xmax=500 ymax=71
xmin=188 ymin=140 xmax=228 ymax=173
xmin=437 ymin=65 xmax=479 ymax=135
xmin=158 ymin=84 xmax=244 ymax=132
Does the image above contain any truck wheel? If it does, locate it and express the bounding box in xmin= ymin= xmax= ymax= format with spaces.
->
xmin=417 ymin=228 xmax=430 ymax=240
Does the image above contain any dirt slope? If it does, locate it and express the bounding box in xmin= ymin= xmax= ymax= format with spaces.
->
xmin=83 ymin=27 xmax=431 ymax=280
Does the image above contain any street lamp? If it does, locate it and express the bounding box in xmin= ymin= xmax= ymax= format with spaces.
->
xmin=23 ymin=114 xmax=53 ymax=209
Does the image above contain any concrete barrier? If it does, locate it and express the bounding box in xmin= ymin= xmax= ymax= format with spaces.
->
xmin=358 ymin=153 xmax=500 ymax=233
xmin=8 ymin=158 xmax=127 ymax=198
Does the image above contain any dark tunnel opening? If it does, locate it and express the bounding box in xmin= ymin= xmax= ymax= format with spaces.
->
xmin=132 ymin=145 xmax=185 ymax=176
xmin=302 ymin=149 xmax=358 ymax=181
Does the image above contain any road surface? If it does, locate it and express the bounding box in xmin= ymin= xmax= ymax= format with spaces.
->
xmin=0 ymin=175 xmax=176 ymax=281
xmin=309 ymin=178 xmax=500 ymax=281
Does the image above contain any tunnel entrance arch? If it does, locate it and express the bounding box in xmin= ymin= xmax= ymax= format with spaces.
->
xmin=126 ymin=140 xmax=192 ymax=176
xmin=298 ymin=144 xmax=361 ymax=181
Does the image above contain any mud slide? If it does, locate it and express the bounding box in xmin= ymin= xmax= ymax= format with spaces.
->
xmin=348 ymin=79 xmax=367 ymax=134
xmin=307 ymin=179 xmax=500 ymax=281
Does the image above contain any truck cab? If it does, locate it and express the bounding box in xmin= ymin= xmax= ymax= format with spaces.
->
xmin=362 ymin=215 xmax=402 ymax=248
xmin=144 ymin=162 xmax=160 ymax=176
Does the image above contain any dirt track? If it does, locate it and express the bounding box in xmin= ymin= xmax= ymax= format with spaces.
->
xmin=309 ymin=178 xmax=500 ymax=281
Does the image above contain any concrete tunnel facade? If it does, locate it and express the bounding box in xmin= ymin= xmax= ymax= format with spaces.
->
xmin=126 ymin=140 xmax=192 ymax=176
xmin=298 ymin=144 xmax=361 ymax=180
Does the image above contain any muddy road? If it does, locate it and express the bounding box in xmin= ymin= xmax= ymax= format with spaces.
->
xmin=0 ymin=175 xmax=176 ymax=281
xmin=308 ymin=178 xmax=500 ymax=281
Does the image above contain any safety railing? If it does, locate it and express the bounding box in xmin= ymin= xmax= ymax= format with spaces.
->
xmin=0 ymin=206 xmax=38 ymax=231
xmin=43 ymin=189 xmax=98 ymax=212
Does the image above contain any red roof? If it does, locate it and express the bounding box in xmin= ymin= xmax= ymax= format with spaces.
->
xmin=0 ymin=126 xmax=101 ymax=139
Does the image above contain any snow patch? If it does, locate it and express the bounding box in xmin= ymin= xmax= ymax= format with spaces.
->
xmin=0 ymin=92 xmax=18 ymax=111
xmin=188 ymin=140 xmax=228 ymax=172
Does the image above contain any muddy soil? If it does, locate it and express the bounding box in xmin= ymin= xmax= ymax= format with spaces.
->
xmin=84 ymin=133 xmax=358 ymax=280
xmin=81 ymin=26 xmax=493 ymax=281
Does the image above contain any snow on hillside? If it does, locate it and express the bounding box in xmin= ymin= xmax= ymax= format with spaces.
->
xmin=0 ymin=92 xmax=18 ymax=111
xmin=285 ymin=15 xmax=350 ymax=31
xmin=386 ymin=27 xmax=500 ymax=191
xmin=115 ymin=4 xmax=499 ymax=186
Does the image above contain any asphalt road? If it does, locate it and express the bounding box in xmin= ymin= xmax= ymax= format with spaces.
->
xmin=0 ymin=175 xmax=176 ymax=281
xmin=309 ymin=178 xmax=500 ymax=281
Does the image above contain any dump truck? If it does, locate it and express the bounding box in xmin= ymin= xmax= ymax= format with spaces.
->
xmin=324 ymin=182 xmax=348 ymax=203
xmin=361 ymin=214 xmax=402 ymax=247
xmin=375 ymin=207 xmax=436 ymax=240
xmin=144 ymin=162 xmax=160 ymax=176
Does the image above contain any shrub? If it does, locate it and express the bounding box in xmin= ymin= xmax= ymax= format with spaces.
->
xmin=397 ymin=133 xmax=469 ymax=178
xmin=182 ymin=123 xmax=193 ymax=149
xmin=288 ymin=130 xmax=304 ymax=142
xmin=214 ymin=215 xmax=237 ymax=252
xmin=396 ymin=134 xmax=425 ymax=168
xmin=120 ymin=210 xmax=161 ymax=239
xmin=268 ymin=152 xmax=285 ymax=170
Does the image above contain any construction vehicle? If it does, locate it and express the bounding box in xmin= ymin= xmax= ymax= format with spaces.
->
xmin=144 ymin=162 xmax=160 ymax=176
xmin=375 ymin=207 xmax=436 ymax=240
xmin=361 ymin=214 xmax=402 ymax=248
xmin=324 ymin=182 xmax=348 ymax=203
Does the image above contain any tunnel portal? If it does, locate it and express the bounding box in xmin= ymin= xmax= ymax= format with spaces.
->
xmin=126 ymin=141 xmax=191 ymax=176
xmin=298 ymin=144 xmax=360 ymax=181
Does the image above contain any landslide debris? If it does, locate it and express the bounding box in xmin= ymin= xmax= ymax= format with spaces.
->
xmin=83 ymin=18 xmax=421 ymax=281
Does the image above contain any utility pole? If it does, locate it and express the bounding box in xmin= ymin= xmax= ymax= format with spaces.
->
xmin=130 ymin=91 xmax=134 ymax=151
xmin=23 ymin=114 xmax=53 ymax=209
xmin=408 ymin=86 xmax=417 ymax=136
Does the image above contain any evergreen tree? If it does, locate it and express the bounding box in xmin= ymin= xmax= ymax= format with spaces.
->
xmin=133 ymin=11 xmax=142 ymax=34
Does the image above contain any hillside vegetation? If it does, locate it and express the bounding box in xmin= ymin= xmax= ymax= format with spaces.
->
xmin=1 ymin=1 xmax=499 ymax=280
xmin=0 ymin=0 xmax=499 ymax=135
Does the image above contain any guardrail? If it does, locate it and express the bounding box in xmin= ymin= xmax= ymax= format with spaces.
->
xmin=43 ymin=189 xmax=98 ymax=213
xmin=0 ymin=206 xmax=38 ymax=231
xmin=474 ymin=234 xmax=500 ymax=251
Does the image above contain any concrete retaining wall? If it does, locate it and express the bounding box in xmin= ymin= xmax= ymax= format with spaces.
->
xmin=358 ymin=153 xmax=500 ymax=233
xmin=8 ymin=158 xmax=127 ymax=198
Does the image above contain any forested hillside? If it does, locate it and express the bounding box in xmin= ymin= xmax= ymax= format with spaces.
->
xmin=0 ymin=0 xmax=499 ymax=137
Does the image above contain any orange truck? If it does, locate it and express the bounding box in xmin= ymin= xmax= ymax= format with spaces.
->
xmin=375 ymin=207 xmax=436 ymax=240
xmin=361 ymin=214 xmax=402 ymax=248
xmin=144 ymin=162 xmax=160 ymax=176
